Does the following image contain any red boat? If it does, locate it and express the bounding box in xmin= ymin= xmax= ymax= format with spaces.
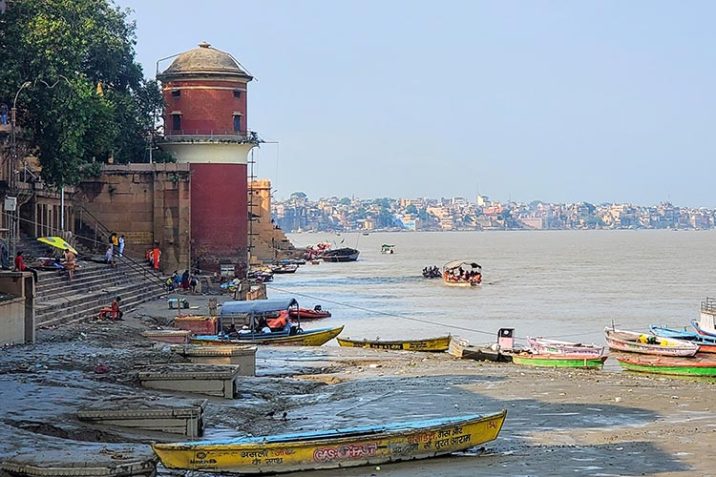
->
xmin=289 ymin=306 xmax=332 ymax=320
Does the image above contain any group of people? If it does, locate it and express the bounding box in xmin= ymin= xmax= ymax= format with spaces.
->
xmin=13 ymin=247 xmax=76 ymax=283
xmin=225 ymin=310 xmax=295 ymax=337
xmin=166 ymin=269 xmax=198 ymax=293
xmin=105 ymin=232 xmax=126 ymax=267
xmin=450 ymin=266 xmax=482 ymax=284
xmin=422 ymin=266 xmax=442 ymax=279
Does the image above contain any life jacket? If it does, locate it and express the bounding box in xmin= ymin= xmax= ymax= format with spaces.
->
xmin=266 ymin=311 xmax=289 ymax=330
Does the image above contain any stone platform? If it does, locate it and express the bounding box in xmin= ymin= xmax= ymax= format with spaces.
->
xmin=170 ymin=344 xmax=257 ymax=375
xmin=141 ymin=329 xmax=192 ymax=344
xmin=137 ymin=364 xmax=240 ymax=399
xmin=77 ymin=398 xmax=207 ymax=437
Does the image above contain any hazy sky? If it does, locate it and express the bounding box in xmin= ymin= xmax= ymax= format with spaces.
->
xmin=115 ymin=1 xmax=716 ymax=206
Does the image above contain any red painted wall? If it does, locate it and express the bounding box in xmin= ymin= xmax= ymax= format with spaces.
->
xmin=163 ymin=79 xmax=248 ymax=135
xmin=190 ymin=163 xmax=248 ymax=274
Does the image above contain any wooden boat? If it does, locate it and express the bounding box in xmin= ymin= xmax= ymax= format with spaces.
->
xmin=321 ymin=247 xmax=359 ymax=262
xmin=527 ymin=337 xmax=606 ymax=357
xmin=442 ymin=260 xmax=482 ymax=287
xmin=192 ymin=325 xmax=343 ymax=347
xmin=448 ymin=337 xmax=512 ymax=362
xmin=615 ymin=353 xmax=716 ymax=376
xmin=337 ymin=336 xmax=450 ymax=352
xmin=289 ymin=307 xmax=331 ymax=320
xmin=271 ymin=264 xmax=299 ymax=274
xmin=604 ymin=328 xmax=698 ymax=357
xmin=510 ymin=352 xmax=607 ymax=369
xmin=691 ymin=298 xmax=716 ymax=339
xmin=152 ymin=411 xmax=507 ymax=474
xmin=650 ymin=325 xmax=716 ymax=353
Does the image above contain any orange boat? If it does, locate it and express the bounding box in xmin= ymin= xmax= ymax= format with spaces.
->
xmin=289 ymin=306 xmax=331 ymax=320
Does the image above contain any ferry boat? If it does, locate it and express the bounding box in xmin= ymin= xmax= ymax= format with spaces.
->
xmin=442 ymin=260 xmax=482 ymax=287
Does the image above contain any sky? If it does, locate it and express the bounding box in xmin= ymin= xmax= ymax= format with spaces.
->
xmin=114 ymin=0 xmax=716 ymax=206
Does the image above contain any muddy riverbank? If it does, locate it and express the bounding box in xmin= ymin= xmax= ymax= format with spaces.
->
xmin=1 ymin=295 xmax=715 ymax=476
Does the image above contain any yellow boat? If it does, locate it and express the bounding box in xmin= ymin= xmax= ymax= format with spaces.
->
xmin=152 ymin=410 xmax=507 ymax=474
xmin=337 ymin=336 xmax=451 ymax=352
xmin=191 ymin=325 xmax=343 ymax=347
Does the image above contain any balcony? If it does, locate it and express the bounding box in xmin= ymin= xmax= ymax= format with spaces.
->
xmin=160 ymin=130 xmax=261 ymax=145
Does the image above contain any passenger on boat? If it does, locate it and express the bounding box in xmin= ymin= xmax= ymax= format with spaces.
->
xmin=266 ymin=311 xmax=290 ymax=332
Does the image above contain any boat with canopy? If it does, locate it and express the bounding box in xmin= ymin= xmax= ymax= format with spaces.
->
xmin=442 ymin=260 xmax=482 ymax=287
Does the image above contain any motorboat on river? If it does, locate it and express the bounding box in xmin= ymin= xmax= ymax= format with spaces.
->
xmin=442 ymin=260 xmax=482 ymax=287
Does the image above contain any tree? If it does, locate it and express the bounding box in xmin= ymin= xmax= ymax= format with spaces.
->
xmin=339 ymin=197 xmax=351 ymax=206
xmin=0 ymin=0 xmax=165 ymax=186
xmin=405 ymin=204 xmax=418 ymax=215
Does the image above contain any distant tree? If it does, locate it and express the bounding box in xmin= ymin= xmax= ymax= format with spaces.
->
xmin=405 ymin=204 xmax=418 ymax=215
xmin=290 ymin=192 xmax=307 ymax=201
xmin=339 ymin=197 xmax=351 ymax=206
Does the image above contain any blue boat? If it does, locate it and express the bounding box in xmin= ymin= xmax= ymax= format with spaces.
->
xmin=650 ymin=325 xmax=716 ymax=343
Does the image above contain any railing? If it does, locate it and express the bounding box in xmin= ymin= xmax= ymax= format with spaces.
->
xmin=73 ymin=205 xmax=167 ymax=288
xmin=160 ymin=130 xmax=260 ymax=144
xmin=702 ymin=297 xmax=716 ymax=314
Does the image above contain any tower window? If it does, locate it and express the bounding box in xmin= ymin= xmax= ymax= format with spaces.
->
xmin=233 ymin=90 xmax=242 ymax=98
xmin=171 ymin=89 xmax=181 ymax=97
xmin=172 ymin=114 xmax=182 ymax=132
xmin=233 ymin=115 xmax=241 ymax=132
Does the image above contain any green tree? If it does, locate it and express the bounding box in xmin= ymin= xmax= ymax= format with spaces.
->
xmin=405 ymin=204 xmax=418 ymax=215
xmin=0 ymin=0 xmax=165 ymax=186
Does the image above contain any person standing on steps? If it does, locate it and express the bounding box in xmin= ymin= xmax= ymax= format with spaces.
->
xmin=118 ymin=234 xmax=125 ymax=257
xmin=151 ymin=242 xmax=161 ymax=272
xmin=64 ymin=248 xmax=76 ymax=282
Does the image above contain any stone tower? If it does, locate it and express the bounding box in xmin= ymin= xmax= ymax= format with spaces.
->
xmin=157 ymin=42 xmax=259 ymax=276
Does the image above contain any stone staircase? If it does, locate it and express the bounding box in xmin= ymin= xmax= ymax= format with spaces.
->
xmin=16 ymin=235 xmax=167 ymax=327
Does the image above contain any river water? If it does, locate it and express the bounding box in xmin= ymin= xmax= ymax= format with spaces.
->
xmin=273 ymin=230 xmax=716 ymax=348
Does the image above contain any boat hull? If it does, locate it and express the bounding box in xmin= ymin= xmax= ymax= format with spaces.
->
xmin=337 ymin=336 xmax=450 ymax=352
xmin=289 ymin=309 xmax=332 ymax=320
xmin=527 ymin=337 xmax=605 ymax=357
xmin=442 ymin=280 xmax=479 ymax=288
xmin=152 ymin=411 xmax=507 ymax=474
xmin=604 ymin=328 xmax=698 ymax=357
xmin=615 ymin=353 xmax=716 ymax=376
xmin=191 ymin=326 xmax=343 ymax=347
xmin=511 ymin=353 xmax=607 ymax=369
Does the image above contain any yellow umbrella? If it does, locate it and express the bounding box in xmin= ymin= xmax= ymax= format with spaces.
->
xmin=37 ymin=236 xmax=78 ymax=255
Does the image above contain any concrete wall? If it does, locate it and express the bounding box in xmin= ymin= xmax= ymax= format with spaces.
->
xmin=249 ymin=179 xmax=298 ymax=263
xmin=76 ymin=164 xmax=191 ymax=274
xmin=0 ymin=271 xmax=35 ymax=344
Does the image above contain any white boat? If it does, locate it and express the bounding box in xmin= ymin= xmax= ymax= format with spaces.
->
xmin=527 ymin=337 xmax=606 ymax=358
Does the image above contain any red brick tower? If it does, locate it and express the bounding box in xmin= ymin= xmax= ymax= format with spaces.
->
xmin=157 ymin=42 xmax=258 ymax=276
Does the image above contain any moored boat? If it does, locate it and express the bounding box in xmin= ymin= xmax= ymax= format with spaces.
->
xmin=321 ymin=247 xmax=359 ymax=262
xmin=337 ymin=336 xmax=451 ymax=352
xmin=527 ymin=337 xmax=606 ymax=357
xmin=152 ymin=411 xmax=507 ymax=474
xmin=192 ymin=298 xmax=342 ymax=346
xmin=289 ymin=306 xmax=331 ymax=320
xmin=510 ymin=352 xmax=607 ymax=369
xmin=442 ymin=260 xmax=482 ymax=287
xmin=615 ymin=353 xmax=716 ymax=376
xmin=192 ymin=326 xmax=343 ymax=346
xmin=604 ymin=328 xmax=698 ymax=357
xmin=270 ymin=263 xmax=299 ymax=274
xmin=650 ymin=325 xmax=716 ymax=353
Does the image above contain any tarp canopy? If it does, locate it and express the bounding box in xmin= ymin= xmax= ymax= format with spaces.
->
xmin=37 ymin=236 xmax=77 ymax=255
xmin=220 ymin=298 xmax=299 ymax=317
xmin=443 ymin=260 xmax=481 ymax=271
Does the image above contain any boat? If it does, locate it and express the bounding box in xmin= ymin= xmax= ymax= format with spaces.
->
xmin=650 ymin=325 xmax=716 ymax=353
xmin=604 ymin=328 xmax=698 ymax=357
xmin=289 ymin=306 xmax=331 ymax=320
xmin=510 ymin=351 xmax=607 ymax=369
xmin=691 ymin=297 xmax=716 ymax=339
xmin=270 ymin=263 xmax=299 ymax=274
xmin=192 ymin=326 xmax=343 ymax=347
xmin=615 ymin=353 xmax=716 ymax=376
xmin=191 ymin=298 xmax=342 ymax=346
xmin=422 ymin=266 xmax=441 ymax=279
xmin=337 ymin=336 xmax=450 ymax=352
xmin=442 ymin=260 xmax=482 ymax=287
xmin=380 ymin=244 xmax=395 ymax=254
xmin=152 ymin=411 xmax=507 ymax=474
xmin=527 ymin=337 xmax=606 ymax=357
xmin=321 ymin=247 xmax=359 ymax=262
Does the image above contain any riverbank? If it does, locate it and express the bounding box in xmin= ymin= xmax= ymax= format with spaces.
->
xmin=1 ymin=295 xmax=715 ymax=476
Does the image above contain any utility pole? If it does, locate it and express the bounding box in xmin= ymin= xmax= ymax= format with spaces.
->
xmin=8 ymin=81 xmax=31 ymax=258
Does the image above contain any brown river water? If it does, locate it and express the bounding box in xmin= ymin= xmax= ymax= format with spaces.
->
xmin=280 ymin=230 xmax=716 ymax=349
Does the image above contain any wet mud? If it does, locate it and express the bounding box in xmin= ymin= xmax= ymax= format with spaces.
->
xmin=1 ymin=297 xmax=715 ymax=476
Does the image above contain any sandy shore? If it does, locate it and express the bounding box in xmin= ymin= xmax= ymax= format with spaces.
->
xmin=1 ymin=295 xmax=715 ymax=476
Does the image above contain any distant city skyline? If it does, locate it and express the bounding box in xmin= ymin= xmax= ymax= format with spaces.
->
xmin=115 ymin=0 xmax=716 ymax=207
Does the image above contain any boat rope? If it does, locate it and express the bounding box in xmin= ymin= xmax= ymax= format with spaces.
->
xmin=267 ymin=285 xmax=497 ymax=337
xmin=266 ymin=284 xmax=603 ymax=342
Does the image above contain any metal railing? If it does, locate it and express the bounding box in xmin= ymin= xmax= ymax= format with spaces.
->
xmin=160 ymin=130 xmax=260 ymax=143
xmin=702 ymin=297 xmax=716 ymax=314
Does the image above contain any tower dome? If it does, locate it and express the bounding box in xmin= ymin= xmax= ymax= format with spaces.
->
xmin=158 ymin=42 xmax=252 ymax=82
